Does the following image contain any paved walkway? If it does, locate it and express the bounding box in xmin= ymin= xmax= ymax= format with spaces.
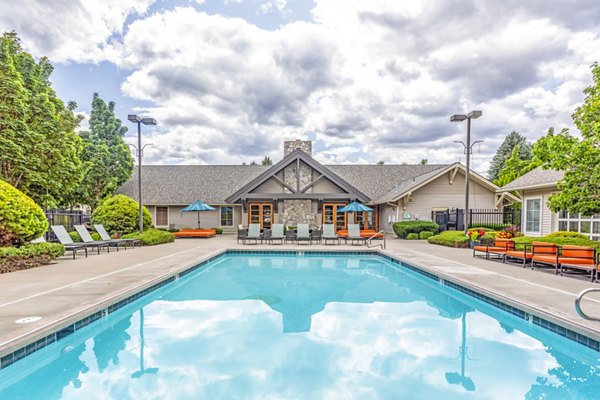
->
xmin=1 ymin=235 xmax=599 ymax=358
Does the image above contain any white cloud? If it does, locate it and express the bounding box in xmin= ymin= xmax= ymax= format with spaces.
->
xmin=0 ymin=0 xmax=155 ymax=63
xmin=5 ymin=0 xmax=600 ymax=172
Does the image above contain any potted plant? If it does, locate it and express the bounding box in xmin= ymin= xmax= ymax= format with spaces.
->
xmin=467 ymin=229 xmax=486 ymax=248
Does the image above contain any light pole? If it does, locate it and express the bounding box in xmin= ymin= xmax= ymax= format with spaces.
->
xmin=450 ymin=110 xmax=482 ymax=234
xmin=128 ymin=115 xmax=157 ymax=233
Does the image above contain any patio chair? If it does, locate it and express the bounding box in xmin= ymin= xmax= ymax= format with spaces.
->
xmin=347 ymin=224 xmax=366 ymax=246
xmin=322 ymin=224 xmax=340 ymax=245
xmin=310 ymin=228 xmax=322 ymax=244
xmin=505 ymin=244 xmax=534 ymax=267
xmin=285 ymin=228 xmax=297 ymax=244
xmin=262 ymin=228 xmax=272 ymax=244
xmin=531 ymin=242 xmax=559 ymax=273
xmin=473 ymin=238 xmax=515 ymax=261
xmin=270 ymin=224 xmax=285 ymax=244
xmin=94 ymin=224 xmax=140 ymax=249
xmin=297 ymin=224 xmax=311 ymax=245
xmin=51 ymin=225 xmax=103 ymax=256
xmin=237 ymin=227 xmax=248 ymax=244
xmin=244 ymin=223 xmax=261 ymax=245
xmin=557 ymin=245 xmax=597 ymax=282
xmin=74 ymin=225 xmax=112 ymax=253
xmin=31 ymin=234 xmax=87 ymax=259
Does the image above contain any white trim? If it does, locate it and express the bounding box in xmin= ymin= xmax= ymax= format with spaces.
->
xmin=219 ymin=206 xmax=234 ymax=227
xmin=154 ymin=206 xmax=169 ymax=227
xmin=523 ymin=196 xmax=542 ymax=235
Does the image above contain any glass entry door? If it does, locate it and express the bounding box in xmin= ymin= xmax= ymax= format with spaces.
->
xmin=322 ymin=203 xmax=347 ymax=232
xmin=249 ymin=203 xmax=273 ymax=229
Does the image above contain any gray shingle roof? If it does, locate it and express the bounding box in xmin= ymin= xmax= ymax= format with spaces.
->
xmin=117 ymin=163 xmax=451 ymax=205
xmin=327 ymin=164 xmax=448 ymax=200
xmin=500 ymin=167 xmax=563 ymax=191
xmin=118 ymin=165 xmax=269 ymax=205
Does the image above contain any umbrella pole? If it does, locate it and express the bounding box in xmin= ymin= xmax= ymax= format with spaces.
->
xmin=198 ymin=211 xmax=200 ymax=229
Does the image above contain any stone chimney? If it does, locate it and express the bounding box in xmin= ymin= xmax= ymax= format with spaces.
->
xmin=284 ymin=140 xmax=312 ymax=157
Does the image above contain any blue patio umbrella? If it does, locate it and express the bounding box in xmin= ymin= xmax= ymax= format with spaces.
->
xmin=181 ymin=200 xmax=216 ymax=228
xmin=337 ymin=201 xmax=374 ymax=213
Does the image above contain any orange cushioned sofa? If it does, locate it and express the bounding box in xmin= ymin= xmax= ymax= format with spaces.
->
xmin=173 ymin=229 xmax=216 ymax=238
xmin=473 ymin=238 xmax=515 ymax=261
xmin=336 ymin=229 xmax=384 ymax=239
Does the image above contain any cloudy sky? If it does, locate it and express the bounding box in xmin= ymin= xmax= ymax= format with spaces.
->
xmin=2 ymin=0 xmax=599 ymax=175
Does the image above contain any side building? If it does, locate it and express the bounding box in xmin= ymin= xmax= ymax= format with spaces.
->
xmin=498 ymin=167 xmax=600 ymax=241
xmin=117 ymin=140 xmax=512 ymax=234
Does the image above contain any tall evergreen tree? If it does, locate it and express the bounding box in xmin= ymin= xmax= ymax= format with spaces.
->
xmin=488 ymin=131 xmax=532 ymax=181
xmin=261 ymin=156 xmax=273 ymax=166
xmin=75 ymin=93 xmax=134 ymax=210
xmin=0 ymin=31 xmax=83 ymax=208
xmin=494 ymin=145 xmax=539 ymax=187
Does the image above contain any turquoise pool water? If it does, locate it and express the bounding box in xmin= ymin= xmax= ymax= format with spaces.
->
xmin=0 ymin=253 xmax=598 ymax=399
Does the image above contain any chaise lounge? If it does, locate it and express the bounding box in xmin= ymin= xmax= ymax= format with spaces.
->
xmin=173 ymin=229 xmax=216 ymax=238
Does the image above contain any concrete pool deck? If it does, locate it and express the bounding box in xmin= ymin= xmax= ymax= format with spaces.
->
xmin=1 ymin=235 xmax=599 ymax=360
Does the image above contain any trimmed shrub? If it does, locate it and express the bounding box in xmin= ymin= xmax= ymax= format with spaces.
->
xmin=512 ymin=236 xmax=599 ymax=251
xmin=427 ymin=231 xmax=470 ymax=248
xmin=393 ymin=221 xmax=439 ymax=239
xmin=419 ymin=231 xmax=434 ymax=240
xmin=546 ymin=231 xmax=589 ymax=239
xmin=480 ymin=233 xmax=496 ymax=245
xmin=406 ymin=233 xmax=419 ymax=240
xmin=468 ymin=223 xmax=511 ymax=230
xmin=92 ymin=195 xmax=152 ymax=235
xmin=123 ymin=228 xmax=175 ymax=246
xmin=0 ymin=243 xmax=65 ymax=273
xmin=0 ymin=180 xmax=48 ymax=245
xmin=212 ymin=228 xmax=223 ymax=234
xmin=68 ymin=231 xmax=100 ymax=242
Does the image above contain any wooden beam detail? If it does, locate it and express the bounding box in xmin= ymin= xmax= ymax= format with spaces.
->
xmin=300 ymin=174 xmax=324 ymax=193
xmin=272 ymin=174 xmax=296 ymax=193
xmin=296 ymin=158 xmax=301 ymax=192
xmin=449 ymin=166 xmax=459 ymax=185
xmin=243 ymin=193 xmax=354 ymax=200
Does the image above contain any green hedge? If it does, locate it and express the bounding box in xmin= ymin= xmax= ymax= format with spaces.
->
xmin=406 ymin=233 xmax=419 ymax=240
xmin=468 ymin=223 xmax=511 ymax=230
xmin=92 ymin=194 xmax=152 ymax=236
xmin=123 ymin=229 xmax=175 ymax=246
xmin=212 ymin=228 xmax=223 ymax=234
xmin=419 ymin=231 xmax=434 ymax=239
xmin=393 ymin=221 xmax=439 ymax=239
xmin=427 ymin=231 xmax=470 ymax=248
xmin=0 ymin=243 xmax=65 ymax=273
xmin=545 ymin=231 xmax=589 ymax=239
xmin=512 ymin=236 xmax=600 ymax=251
xmin=0 ymin=180 xmax=48 ymax=245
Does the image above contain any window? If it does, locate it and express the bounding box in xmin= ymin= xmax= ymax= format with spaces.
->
xmin=525 ymin=198 xmax=541 ymax=233
xmin=248 ymin=203 xmax=272 ymax=228
xmin=558 ymin=211 xmax=600 ymax=241
xmin=156 ymin=206 xmax=168 ymax=226
xmin=220 ymin=206 xmax=233 ymax=227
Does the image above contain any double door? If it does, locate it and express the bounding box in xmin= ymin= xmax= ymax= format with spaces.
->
xmin=249 ymin=203 xmax=272 ymax=229
xmin=322 ymin=203 xmax=347 ymax=232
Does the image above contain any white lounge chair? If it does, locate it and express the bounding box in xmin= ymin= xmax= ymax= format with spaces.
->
xmin=347 ymin=224 xmax=366 ymax=246
xmin=297 ymin=224 xmax=311 ymax=245
xmin=322 ymin=224 xmax=340 ymax=245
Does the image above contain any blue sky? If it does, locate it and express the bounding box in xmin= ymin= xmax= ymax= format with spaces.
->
xmin=2 ymin=0 xmax=600 ymax=173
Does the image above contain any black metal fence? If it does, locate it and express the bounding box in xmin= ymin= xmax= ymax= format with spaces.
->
xmin=432 ymin=207 xmax=521 ymax=232
xmin=44 ymin=210 xmax=91 ymax=241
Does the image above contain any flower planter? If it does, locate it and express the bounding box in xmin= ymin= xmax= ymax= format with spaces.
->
xmin=469 ymin=240 xmax=481 ymax=249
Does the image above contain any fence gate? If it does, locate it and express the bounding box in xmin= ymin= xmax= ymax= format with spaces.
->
xmin=45 ymin=210 xmax=91 ymax=241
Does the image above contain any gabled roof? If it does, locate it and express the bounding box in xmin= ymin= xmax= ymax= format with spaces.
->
xmin=498 ymin=167 xmax=563 ymax=192
xmin=328 ymin=164 xmax=446 ymax=201
xmin=224 ymin=149 xmax=370 ymax=203
xmin=117 ymin=165 xmax=268 ymax=206
xmin=372 ymin=163 xmax=519 ymax=204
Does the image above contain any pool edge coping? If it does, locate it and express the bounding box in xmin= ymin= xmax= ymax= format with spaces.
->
xmin=1 ymin=248 xmax=598 ymax=370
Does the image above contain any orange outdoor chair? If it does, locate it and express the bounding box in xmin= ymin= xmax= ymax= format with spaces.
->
xmin=558 ymin=245 xmax=597 ymax=282
xmin=473 ymin=238 xmax=515 ymax=261
xmin=531 ymin=242 xmax=559 ymax=273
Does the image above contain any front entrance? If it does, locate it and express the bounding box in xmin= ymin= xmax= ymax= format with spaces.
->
xmin=322 ymin=203 xmax=347 ymax=232
xmin=249 ymin=203 xmax=273 ymax=229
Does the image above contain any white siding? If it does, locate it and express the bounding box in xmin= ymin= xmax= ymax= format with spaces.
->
xmin=404 ymin=173 xmax=496 ymax=220
xmin=523 ymin=188 xmax=556 ymax=237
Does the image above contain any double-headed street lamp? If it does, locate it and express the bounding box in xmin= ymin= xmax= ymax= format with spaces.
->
xmin=128 ymin=115 xmax=157 ymax=233
xmin=450 ymin=110 xmax=482 ymax=234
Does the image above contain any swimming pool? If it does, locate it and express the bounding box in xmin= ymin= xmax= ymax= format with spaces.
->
xmin=0 ymin=252 xmax=598 ymax=399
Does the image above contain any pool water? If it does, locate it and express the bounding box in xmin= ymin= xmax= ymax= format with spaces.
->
xmin=0 ymin=253 xmax=598 ymax=399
